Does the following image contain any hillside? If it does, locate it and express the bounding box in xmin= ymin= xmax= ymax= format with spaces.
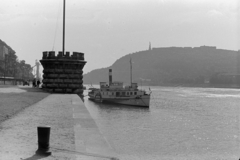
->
xmin=83 ymin=46 xmax=240 ymax=86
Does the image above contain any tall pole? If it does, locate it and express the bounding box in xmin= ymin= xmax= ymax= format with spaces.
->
xmin=4 ymin=55 xmax=6 ymax=85
xmin=130 ymin=58 xmax=132 ymax=87
xmin=22 ymin=67 xmax=24 ymax=80
xmin=109 ymin=69 xmax=112 ymax=85
xmin=13 ymin=63 xmax=16 ymax=85
xmin=36 ymin=60 xmax=40 ymax=80
xmin=62 ymin=0 xmax=66 ymax=56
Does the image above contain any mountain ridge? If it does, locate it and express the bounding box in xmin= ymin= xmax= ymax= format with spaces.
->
xmin=83 ymin=46 xmax=240 ymax=86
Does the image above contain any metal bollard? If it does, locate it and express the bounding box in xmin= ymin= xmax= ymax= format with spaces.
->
xmin=35 ymin=126 xmax=52 ymax=156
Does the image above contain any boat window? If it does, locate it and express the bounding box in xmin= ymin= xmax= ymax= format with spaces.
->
xmin=130 ymin=92 xmax=132 ymax=95
xmin=116 ymin=92 xmax=120 ymax=96
xmin=134 ymin=92 xmax=137 ymax=95
xmin=122 ymin=92 xmax=126 ymax=96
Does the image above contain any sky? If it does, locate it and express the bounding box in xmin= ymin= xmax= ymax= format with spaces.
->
xmin=0 ymin=0 xmax=239 ymax=74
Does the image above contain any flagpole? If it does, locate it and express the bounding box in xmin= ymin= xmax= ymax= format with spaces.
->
xmin=4 ymin=55 xmax=6 ymax=85
xmin=130 ymin=58 xmax=132 ymax=87
xmin=62 ymin=0 xmax=65 ymax=56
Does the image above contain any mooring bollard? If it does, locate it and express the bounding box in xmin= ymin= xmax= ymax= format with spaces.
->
xmin=36 ymin=126 xmax=52 ymax=156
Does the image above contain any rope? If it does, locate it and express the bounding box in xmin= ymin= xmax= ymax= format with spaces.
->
xmin=52 ymin=1 xmax=61 ymax=51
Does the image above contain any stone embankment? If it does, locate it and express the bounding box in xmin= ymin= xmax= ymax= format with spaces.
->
xmin=0 ymin=85 xmax=118 ymax=160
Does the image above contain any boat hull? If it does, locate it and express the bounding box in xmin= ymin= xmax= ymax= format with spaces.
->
xmin=88 ymin=95 xmax=150 ymax=107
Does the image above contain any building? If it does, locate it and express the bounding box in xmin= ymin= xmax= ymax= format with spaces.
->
xmin=0 ymin=44 xmax=8 ymax=60
xmin=149 ymin=42 xmax=151 ymax=51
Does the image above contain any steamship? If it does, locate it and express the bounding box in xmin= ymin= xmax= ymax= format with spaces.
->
xmin=88 ymin=69 xmax=151 ymax=107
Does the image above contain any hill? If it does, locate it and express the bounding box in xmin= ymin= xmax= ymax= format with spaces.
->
xmin=83 ymin=46 xmax=240 ymax=86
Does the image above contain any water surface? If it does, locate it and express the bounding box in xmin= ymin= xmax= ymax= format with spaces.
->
xmin=84 ymin=86 xmax=240 ymax=160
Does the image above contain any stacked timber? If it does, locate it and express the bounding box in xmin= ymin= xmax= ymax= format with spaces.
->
xmin=40 ymin=51 xmax=86 ymax=95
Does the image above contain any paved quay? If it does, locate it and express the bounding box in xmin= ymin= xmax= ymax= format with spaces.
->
xmin=0 ymin=88 xmax=118 ymax=160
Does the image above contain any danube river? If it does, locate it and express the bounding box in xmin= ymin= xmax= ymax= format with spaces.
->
xmin=83 ymin=86 xmax=240 ymax=160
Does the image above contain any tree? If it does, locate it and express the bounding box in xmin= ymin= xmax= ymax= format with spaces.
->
xmin=0 ymin=40 xmax=34 ymax=79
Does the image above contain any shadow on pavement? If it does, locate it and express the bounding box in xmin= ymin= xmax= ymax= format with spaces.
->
xmin=77 ymin=94 xmax=85 ymax=102
xmin=21 ymin=154 xmax=49 ymax=160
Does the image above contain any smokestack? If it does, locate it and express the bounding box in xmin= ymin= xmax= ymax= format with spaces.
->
xmin=109 ymin=69 xmax=112 ymax=85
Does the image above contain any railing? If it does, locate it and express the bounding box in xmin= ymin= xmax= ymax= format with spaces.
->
xmin=0 ymin=77 xmax=24 ymax=85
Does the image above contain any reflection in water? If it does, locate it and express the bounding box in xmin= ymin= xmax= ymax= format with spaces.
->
xmin=78 ymin=94 xmax=85 ymax=102
xmin=83 ymin=87 xmax=240 ymax=160
xmin=90 ymin=101 xmax=149 ymax=112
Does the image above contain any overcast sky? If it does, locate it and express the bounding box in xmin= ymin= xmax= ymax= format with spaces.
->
xmin=0 ymin=0 xmax=239 ymax=73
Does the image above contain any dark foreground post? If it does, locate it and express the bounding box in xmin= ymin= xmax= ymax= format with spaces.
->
xmin=36 ymin=126 xmax=52 ymax=156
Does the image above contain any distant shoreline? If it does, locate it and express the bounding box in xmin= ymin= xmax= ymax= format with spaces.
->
xmin=156 ymin=83 xmax=240 ymax=89
xmin=84 ymin=83 xmax=240 ymax=89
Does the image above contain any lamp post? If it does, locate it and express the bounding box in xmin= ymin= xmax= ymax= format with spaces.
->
xmin=3 ymin=54 xmax=7 ymax=85
xmin=13 ymin=63 xmax=16 ymax=85
xmin=28 ymin=68 xmax=30 ymax=80
xmin=22 ymin=66 xmax=25 ymax=84
xmin=3 ymin=57 xmax=5 ymax=85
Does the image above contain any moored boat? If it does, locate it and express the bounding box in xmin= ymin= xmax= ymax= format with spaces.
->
xmin=88 ymin=69 xmax=151 ymax=107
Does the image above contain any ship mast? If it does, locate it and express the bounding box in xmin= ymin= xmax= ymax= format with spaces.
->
xmin=130 ymin=58 xmax=132 ymax=87
xmin=62 ymin=0 xmax=66 ymax=55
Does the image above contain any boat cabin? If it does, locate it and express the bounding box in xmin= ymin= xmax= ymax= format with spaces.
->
xmin=100 ymin=81 xmax=139 ymax=90
xmin=100 ymin=81 xmax=123 ymax=90
xmin=100 ymin=82 xmax=109 ymax=89
xmin=109 ymin=82 xmax=123 ymax=89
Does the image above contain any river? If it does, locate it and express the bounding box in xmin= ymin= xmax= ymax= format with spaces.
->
xmin=83 ymin=86 xmax=240 ymax=160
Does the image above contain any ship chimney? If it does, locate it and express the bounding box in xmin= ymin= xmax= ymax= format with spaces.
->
xmin=109 ymin=69 xmax=112 ymax=85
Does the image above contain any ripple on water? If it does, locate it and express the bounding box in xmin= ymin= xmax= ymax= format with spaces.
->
xmin=84 ymin=86 xmax=240 ymax=159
